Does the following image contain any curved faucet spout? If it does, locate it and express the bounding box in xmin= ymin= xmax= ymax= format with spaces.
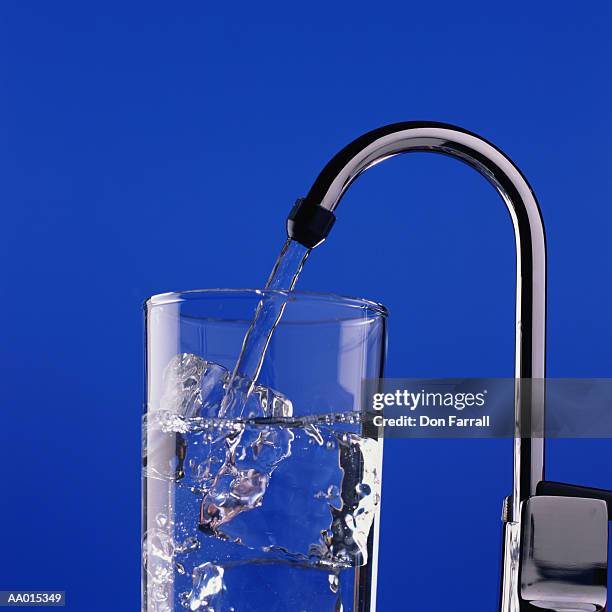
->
xmin=286 ymin=121 xmax=547 ymax=612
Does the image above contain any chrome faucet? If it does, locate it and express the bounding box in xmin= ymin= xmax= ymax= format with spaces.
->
xmin=285 ymin=122 xmax=611 ymax=611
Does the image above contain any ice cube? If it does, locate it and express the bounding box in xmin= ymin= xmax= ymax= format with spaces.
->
xmin=159 ymin=354 xmax=292 ymax=420
xmin=220 ymin=374 xmax=293 ymax=419
xmin=198 ymin=362 xmax=229 ymax=418
xmin=232 ymin=426 xmax=294 ymax=474
xmin=199 ymin=466 xmax=268 ymax=532
xmin=160 ymin=354 xmax=206 ymax=418
xmin=183 ymin=562 xmax=225 ymax=611
xmin=159 ymin=354 xmax=228 ymax=419
xmin=250 ymin=383 xmax=293 ymax=418
xmin=314 ymin=434 xmax=381 ymax=567
xmin=208 ymin=426 xmax=343 ymax=555
xmin=143 ymin=527 xmax=176 ymax=607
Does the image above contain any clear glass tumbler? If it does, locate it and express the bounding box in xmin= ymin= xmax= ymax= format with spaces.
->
xmin=143 ymin=289 xmax=387 ymax=612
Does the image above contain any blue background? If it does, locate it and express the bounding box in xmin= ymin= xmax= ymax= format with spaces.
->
xmin=1 ymin=2 xmax=611 ymax=610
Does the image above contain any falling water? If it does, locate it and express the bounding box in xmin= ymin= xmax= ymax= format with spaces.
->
xmin=265 ymin=237 xmax=311 ymax=291
xmin=219 ymin=238 xmax=310 ymax=417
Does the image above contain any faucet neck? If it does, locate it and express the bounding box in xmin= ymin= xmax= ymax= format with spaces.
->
xmin=288 ymin=121 xmax=547 ymax=512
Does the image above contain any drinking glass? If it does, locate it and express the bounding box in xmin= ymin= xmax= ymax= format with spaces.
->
xmin=143 ymin=289 xmax=387 ymax=611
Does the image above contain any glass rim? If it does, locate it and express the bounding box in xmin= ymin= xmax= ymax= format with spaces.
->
xmin=145 ymin=288 xmax=388 ymax=319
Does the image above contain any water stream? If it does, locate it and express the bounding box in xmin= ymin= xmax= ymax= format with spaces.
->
xmin=219 ymin=239 xmax=310 ymax=417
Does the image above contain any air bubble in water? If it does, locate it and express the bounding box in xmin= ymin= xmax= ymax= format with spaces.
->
xmin=356 ymin=483 xmax=371 ymax=498
xmin=156 ymin=513 xmax=168 ymax=528
xmin=177 ymin=536 xmax=200 ymax=554
xmin=328 ymin=573 xmax=339 ymax=593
